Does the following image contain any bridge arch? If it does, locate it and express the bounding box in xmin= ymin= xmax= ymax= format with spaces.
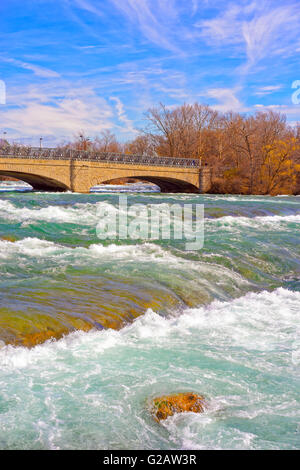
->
xmin=0 ymin=150 xmax=210 ymax=193
xmin=0 ymin=170 xmax=70 ymax=192
xmin=93 ymin=176 xmax=200 ymax=193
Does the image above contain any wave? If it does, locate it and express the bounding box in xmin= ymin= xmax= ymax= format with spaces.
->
xmin=1 ymin=286 xmax=298 ymax=371
xmin=0 ymin=236 xmax=247 ymax=287
xmin=0 ymin=288 xmax=298 ymax=449
xmin=207 ymin=213 xmax=300 ymax=230
xmin=204 ymin=194 xmax=300 ymax=203
xmin=1 ymin=197 xmax=300 ymax=227
xmin=0 ymin=199 xmax=99 ymax=224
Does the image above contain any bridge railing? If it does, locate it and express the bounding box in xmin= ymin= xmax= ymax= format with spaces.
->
xmin=0 ymin=146 xmax=200 ymax=168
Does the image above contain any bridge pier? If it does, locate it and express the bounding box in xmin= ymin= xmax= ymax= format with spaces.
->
xmin=199 ymin=167 xmax=212 ymax=193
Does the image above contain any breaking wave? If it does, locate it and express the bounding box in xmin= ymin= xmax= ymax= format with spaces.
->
xmin=0 ymin=288 xmax=299 ymax=450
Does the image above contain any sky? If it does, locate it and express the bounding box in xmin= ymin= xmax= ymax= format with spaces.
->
xmin=0 ymin=0 xmax=300 ymax=146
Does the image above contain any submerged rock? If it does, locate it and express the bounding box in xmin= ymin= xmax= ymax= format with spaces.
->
xmin=150 ymin=393 xmax=205 ymax=422
xmin=1 ymin=235 xmax=17 ymax=242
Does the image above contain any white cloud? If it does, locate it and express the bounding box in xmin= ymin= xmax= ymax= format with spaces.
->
xmin=0 ymin=84 xmax=114 ymax=144
xmin=254 ymin=85 xmax=282 ymax=96
xmin=206 ymin=87 xmax=244 ymax=113
xmin=254 ymin=103 xmax=300 ymax=117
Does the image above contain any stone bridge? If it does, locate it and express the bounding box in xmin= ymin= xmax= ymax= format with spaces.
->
xmin=0 ymin=147 xmax=211 ymax=193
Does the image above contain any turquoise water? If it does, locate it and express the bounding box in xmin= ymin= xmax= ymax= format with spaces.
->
xmin=0 ymin=182 xmax=299 ymax=449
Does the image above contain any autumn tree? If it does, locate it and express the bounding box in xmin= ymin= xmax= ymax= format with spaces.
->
xmin=145 ymin=103 xmax=218 ymax=160
xmin=124 ymin=135 xmax=156 ymax=156
xmin=259 ymin=138 xmax=299 ymax=194
xmin=41 ymin=102 xmax=300 ymax=195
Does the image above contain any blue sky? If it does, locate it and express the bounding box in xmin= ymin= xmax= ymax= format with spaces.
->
xmin=0 ymin=0 xmax=300 ymax=146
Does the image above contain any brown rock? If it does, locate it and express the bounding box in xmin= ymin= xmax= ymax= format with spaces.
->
xmin=1 ymin=235 xmax=17 ymax=242
xmin=150 ymin=392 xmax=205 ymax=422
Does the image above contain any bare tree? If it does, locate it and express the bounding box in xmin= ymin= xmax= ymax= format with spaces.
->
xmin=95 ymin=130 xmax=119 ymax=152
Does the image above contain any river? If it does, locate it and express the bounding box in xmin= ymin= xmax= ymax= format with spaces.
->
xmin=0 ymin=181 xmax=299 ymax=449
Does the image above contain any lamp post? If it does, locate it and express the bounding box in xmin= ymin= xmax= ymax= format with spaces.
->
xmin=79 ymin=134 xmax=83 ymax=151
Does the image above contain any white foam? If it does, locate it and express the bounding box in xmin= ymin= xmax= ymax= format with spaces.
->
xmin=207 ymin=213 xmax=300 ymax=231
xmin=0 ymin=287 xmax=299 ymax=450
xmin=1 ymin=287 xmax=298 ymax=364
xmin=1 ymin=197 xmax=299 ymax=231
xmin=0 ymin=199 xmax=99 ymax=224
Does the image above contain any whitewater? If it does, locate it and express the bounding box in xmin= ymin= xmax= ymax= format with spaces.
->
xmin=0 ymin=182 xmax=299 ymax=450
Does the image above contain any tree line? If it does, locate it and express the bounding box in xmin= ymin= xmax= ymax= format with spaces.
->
xmin=62 ymin=103 xmax=300 ymax=195
xmin=1 ymin=103 xmax=300 ymax=194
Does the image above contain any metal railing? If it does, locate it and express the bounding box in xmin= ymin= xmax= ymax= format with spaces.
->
xmin=0 ymin=146 xmax=200 ymax=168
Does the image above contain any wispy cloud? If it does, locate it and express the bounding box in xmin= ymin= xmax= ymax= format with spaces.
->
xmin=110 ymin=96 xmax=137 ymax=135
xmin=73 ymin=0 xmax=104 ymax=17
xmin=197 ymin=1 xmax=300 ymax=71
xmin=0 ymin=0 xmax=299 ymax=144
xmin=109 ymin=0 xmax=179 ymax=51
xmin=2 ymin=57 xmax=60 ymax=78
xmin=254 ymin=85 xmax=282 ymax=96
xmin=242 ymin=4 xmax=298 ymax=67
xmin=72 ymin=0 xmax=188 ymax=53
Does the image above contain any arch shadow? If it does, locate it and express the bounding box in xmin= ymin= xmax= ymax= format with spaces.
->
xmin=98 ymin=176 xmax=199 ymax=193
xmin=0 ymin=171 xmax=69 ymax=192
